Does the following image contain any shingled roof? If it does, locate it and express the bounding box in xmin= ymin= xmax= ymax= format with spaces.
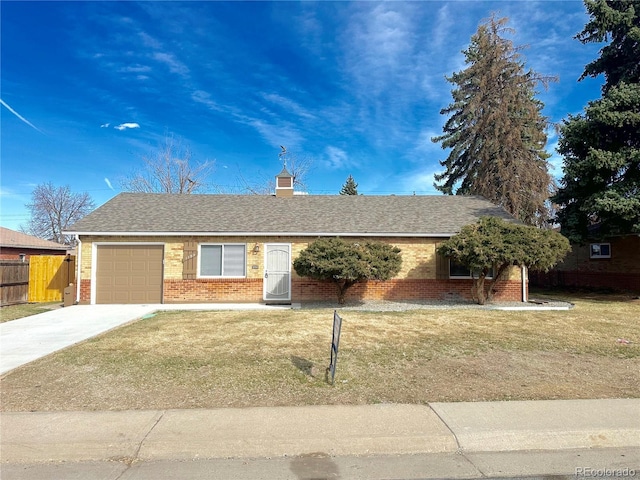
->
xmin=0 ymin=227 xmax=69 ymax=250
xmin=65 ymin=193 xmax=515 ymax=237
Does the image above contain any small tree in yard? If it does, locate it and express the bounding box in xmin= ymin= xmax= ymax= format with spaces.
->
xmin=293 ymin=238 xmax=402 ymax=304
xmin=437 ymin=217 xmax=570 ymax=305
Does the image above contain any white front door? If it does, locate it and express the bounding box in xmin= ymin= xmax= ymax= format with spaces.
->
xmin=263 ymin=243 xmax=291 ymax=303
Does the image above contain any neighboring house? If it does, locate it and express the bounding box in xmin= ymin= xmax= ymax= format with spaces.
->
xmin=0 ymin=227 xmax=69 ymax=260
xmin=530 ymin=234 xmax=640 ymax=293
xmin=64 ymin=169 xmax=527 ymax=305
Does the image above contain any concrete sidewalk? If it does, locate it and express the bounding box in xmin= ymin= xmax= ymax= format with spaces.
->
xmin=2 ymin=400 xmax=639 ymax=465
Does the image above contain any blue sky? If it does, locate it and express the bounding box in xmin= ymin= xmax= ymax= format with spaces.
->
xmin=1 ymin=1 xmax=604 ymax=231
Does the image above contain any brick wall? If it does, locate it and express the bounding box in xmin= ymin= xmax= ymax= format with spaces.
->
xmin=79 ymin=279 xmax=91 ymax=304
xmin=164 ymin=278 xmax=263 ymax=303
xmin=158 ymin=277 xmax=524 ymax=304
xmin=530 ymin=235 xmax=640 ymax=293
xmin=293 ymin=278 xmax=524 ymax=303
xmin=531 ymin=270 xmax=640 ymax=293
xmin=78 ymin=235 xmax=527 ymax=303
xmin=552 ymin=235 xmax=640 ymax=274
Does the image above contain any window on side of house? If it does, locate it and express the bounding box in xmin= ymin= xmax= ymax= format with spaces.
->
xmin=590 ymin=243 xmax=611 ymax=259
xmin=449 ymin=259 xmax=494 ymax=279
xmin=199 ymin=244 xmax=246 ymax=277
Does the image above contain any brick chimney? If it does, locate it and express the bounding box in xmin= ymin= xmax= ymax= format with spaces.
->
xmin=275 ymin=166 xmax=294 ymax=197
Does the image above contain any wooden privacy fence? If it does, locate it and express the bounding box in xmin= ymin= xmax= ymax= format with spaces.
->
xmin=1 ymin=261 xmax=30 ymax=306
xmin=28 ymin=255 xmax=76 ymax=303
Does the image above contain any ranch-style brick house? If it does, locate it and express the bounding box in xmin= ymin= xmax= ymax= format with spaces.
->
xmin=65 ymin=169 xmax=527 ymax=305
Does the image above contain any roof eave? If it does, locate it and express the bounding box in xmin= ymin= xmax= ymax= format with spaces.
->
xmin=1 ymin=244 xmax=69 ymax=250
xmin=65 ymin=230 xmax=456 ymax=238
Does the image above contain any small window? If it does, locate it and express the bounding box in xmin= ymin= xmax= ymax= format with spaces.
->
xmin=199 ymin=244 xmax=246 ymax=277
xmin=450 ymin=260 xmax=473 ymax=278
xmin=449 ymin=259 xmax=494 ymax=279
xmin=590 ymin=243 xmax=611 ymax=259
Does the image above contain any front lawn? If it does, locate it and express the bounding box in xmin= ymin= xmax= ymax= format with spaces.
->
xmin=0 ymin=302 xmax=61 ymax=323
xmin=1 ymin=291 xmax=638 ymax=411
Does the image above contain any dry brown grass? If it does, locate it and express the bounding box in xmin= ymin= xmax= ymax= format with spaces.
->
xmin=0 ymin=302 xmax=60 ymax=323
xmin=1 ymin=291 xmax=638 ymax=411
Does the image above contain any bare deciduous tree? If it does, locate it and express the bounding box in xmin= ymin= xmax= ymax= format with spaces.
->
xmin=24 ymin=183 xmax=95 ymax=244
xmin=120 ymin=135 xmax=214 ymax=194
xmin=283 ymin=149 xmax=313 ymax=191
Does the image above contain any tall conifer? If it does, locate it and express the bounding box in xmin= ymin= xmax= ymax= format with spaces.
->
xmin=553 ymin=0 xmax=640 ymax=241
xmin=433 ymin=16 xmax=554 ymax=226
xmin=340 ymin=175 xmax=359 ymax=195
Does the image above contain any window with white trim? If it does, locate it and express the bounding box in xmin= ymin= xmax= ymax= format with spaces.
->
xmin=449 ymin=259 xmax=494 ymax=279
xmin=590 ymin=243 xmax=611 ymax=259
xmin=199 ymin=244 xmax=246 ymax=277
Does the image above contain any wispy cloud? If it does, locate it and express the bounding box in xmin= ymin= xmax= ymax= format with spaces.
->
xmin=343 ymin=3 xmax=416 ymax=96
xmin=323 ymin=146 xmax=353 ymax=170
xmin=153 ymin=52 xmax=189 ymax=77
xmin=191 ymin=90 xmax=222 ymax=112
xmin=432 ymin=5 xmax=455 ymax=49
xmin=262 ymin=93 xmax=316 ymax=120
xmin=245 ymin=118 xmax=302 ymax=151
xmin=193 ymin=87 xmax=306 ymax=150
xmin=138 ymin=31 xmax=163 ymax=50
xmin=100 ymin=123 xmax=110 ymax=128
xmin=0 ymin=98 xmax=44 ymax=134
xmin=114 ymin=122 xmax=140 ymax=131
xmin=104 ymin=178 xmax=115 ymax=190
xmin=119 ymin=65 xmax=152 ymax=74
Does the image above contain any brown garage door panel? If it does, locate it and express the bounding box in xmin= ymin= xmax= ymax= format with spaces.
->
xmin=96 ymin=245 xmax=164 ymax=304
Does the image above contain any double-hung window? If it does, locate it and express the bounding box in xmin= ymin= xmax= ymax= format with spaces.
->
xmin=199 ymin=244 xmax=246 ymax=277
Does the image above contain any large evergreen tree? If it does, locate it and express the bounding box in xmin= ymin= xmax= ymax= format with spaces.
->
xmin=432 ymin=16 xmax=555 ymax=226
xmin=553 ymin=0 xmax=640 ymax=242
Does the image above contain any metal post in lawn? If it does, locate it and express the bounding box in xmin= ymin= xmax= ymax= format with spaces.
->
xmin=327 ymin=310 xmax=343 ymax=385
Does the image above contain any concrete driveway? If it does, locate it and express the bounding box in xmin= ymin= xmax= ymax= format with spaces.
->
xmin=0 ymin=305 xmax=159 ymax=375
xmin=1 ymin=303 xmax=297 ymax=376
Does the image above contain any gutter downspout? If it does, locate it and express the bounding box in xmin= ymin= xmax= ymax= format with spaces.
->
xmin=75 ymin=235 xmax=81 ymax=304
xmin=521 ymin=265 xmax=527 ymax=303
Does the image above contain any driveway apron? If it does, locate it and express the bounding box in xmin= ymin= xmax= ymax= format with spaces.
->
xmin=0 ymin=305 xmax=158 ymax=375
